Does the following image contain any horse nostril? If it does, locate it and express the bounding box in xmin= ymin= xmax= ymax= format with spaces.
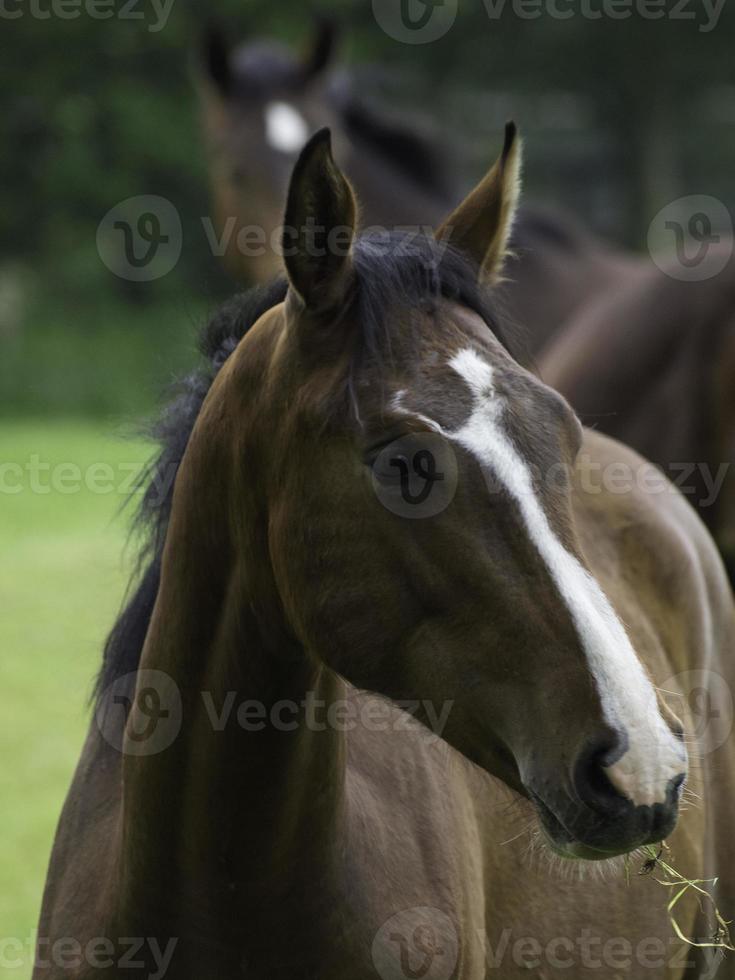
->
xmin=671 ymin=772 xmax=686 ymax=797
xmin=573 ymin=733 xmax=628 ymax=815
xmin=649 ymin=775 xmax=685 ymax=839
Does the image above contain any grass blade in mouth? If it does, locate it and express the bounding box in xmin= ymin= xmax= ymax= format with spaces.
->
xmin=625 ymin=843 xmax=735 ymax=953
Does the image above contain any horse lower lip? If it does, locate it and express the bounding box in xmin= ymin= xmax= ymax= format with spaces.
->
xmin=529 ymin=792 xmax=647 ymax=860
xmin=536 ymin=810 xmax=628 ymax=860
xmin=528 ymin=791 xmax=575 ymax=845
xmin=551 ymin=840 xmax=630 ymax=860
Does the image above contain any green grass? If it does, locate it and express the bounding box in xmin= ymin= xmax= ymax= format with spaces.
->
xmin=0 ymin=420 xmax=151 ymax=978
xmin=0 ymin=294 xmax=206 ymax=418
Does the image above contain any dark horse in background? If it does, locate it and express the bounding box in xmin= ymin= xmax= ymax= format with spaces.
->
xmin=196 ymin=21 xmax=735 ymax=583
xmin=35 ymin=124 xmax=735 ymax=978
xmin=540 ymin=249 xmax=735 ymax=584
xmin=197 ymin=20 xmax=636 ymax=352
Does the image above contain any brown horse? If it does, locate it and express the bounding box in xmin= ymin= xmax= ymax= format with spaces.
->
xmin=197 ymin=22 xmax=634 ymax=353
xmin=36 ymin=127 xmax=735 ymax=979
xmin=540 ymin=252 xmax=735 ymax=585
xmin=198 ymin=21 xmax=455 ymax=286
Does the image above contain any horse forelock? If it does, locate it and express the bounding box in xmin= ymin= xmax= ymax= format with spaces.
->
xmin=349 ymin=232 xmax=524 ymax=376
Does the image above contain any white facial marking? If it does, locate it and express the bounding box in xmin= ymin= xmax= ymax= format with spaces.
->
xmin=264 ymin=102 xmax=309 ymax=154
xmin=444 ymin=348 xmax=684 ymax=807
xmin=391 ymin=390 xmax=445 ymax=434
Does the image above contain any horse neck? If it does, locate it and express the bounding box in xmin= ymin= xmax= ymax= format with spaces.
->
xmin=116 ymin=415 xmax=348 ymax=934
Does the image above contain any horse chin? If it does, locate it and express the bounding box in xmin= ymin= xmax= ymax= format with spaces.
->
xmin=545 ymin=838 xmax=635 ymax=862
xmin=531 ymin=792 xmax=642 ymax=862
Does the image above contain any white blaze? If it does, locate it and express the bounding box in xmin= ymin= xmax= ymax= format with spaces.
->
xmin=264 ymin=102 xmax=309 ymax=154
xmin=443 ymin=348 xmax=684 ymax=807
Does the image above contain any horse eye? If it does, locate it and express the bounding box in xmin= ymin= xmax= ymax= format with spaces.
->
xmin=362 ymin=433 xmax=406 ymax=465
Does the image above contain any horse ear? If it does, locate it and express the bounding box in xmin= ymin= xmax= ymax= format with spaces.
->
xmin=203 ymin=24 xmax=232 ymax=96
xmin=302 ymin=18 xmax=338 ymax=79
xmin=436 ymin=122 xmax=521 ymax=283
xmin=283 ymin=128 xmax=357 ymax=314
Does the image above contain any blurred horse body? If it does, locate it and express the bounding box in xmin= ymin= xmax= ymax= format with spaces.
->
xmin=541 ymin=248 xmax=735 ymax=582
xmin=198 ymin=22 xmax=455 ymax=285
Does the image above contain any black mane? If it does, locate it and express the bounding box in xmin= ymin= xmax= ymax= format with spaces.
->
xmin=94 ymin=233 xmax=519 ymax=703
xmin=350 ymin=232 xmax=521 ymax=369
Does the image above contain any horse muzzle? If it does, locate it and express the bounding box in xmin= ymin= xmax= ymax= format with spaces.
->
xmin=524 ymin=735 xmax=687 ymax=859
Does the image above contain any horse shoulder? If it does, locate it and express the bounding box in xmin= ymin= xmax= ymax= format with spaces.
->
xmin=573 ymin=428 xmax=731 ymax=654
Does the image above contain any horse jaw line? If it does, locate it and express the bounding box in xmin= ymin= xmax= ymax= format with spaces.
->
xmin=446 ymin=347 xmax=684 ymax=809
xmin=264 ymin=102 xmax=309 ymax=154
